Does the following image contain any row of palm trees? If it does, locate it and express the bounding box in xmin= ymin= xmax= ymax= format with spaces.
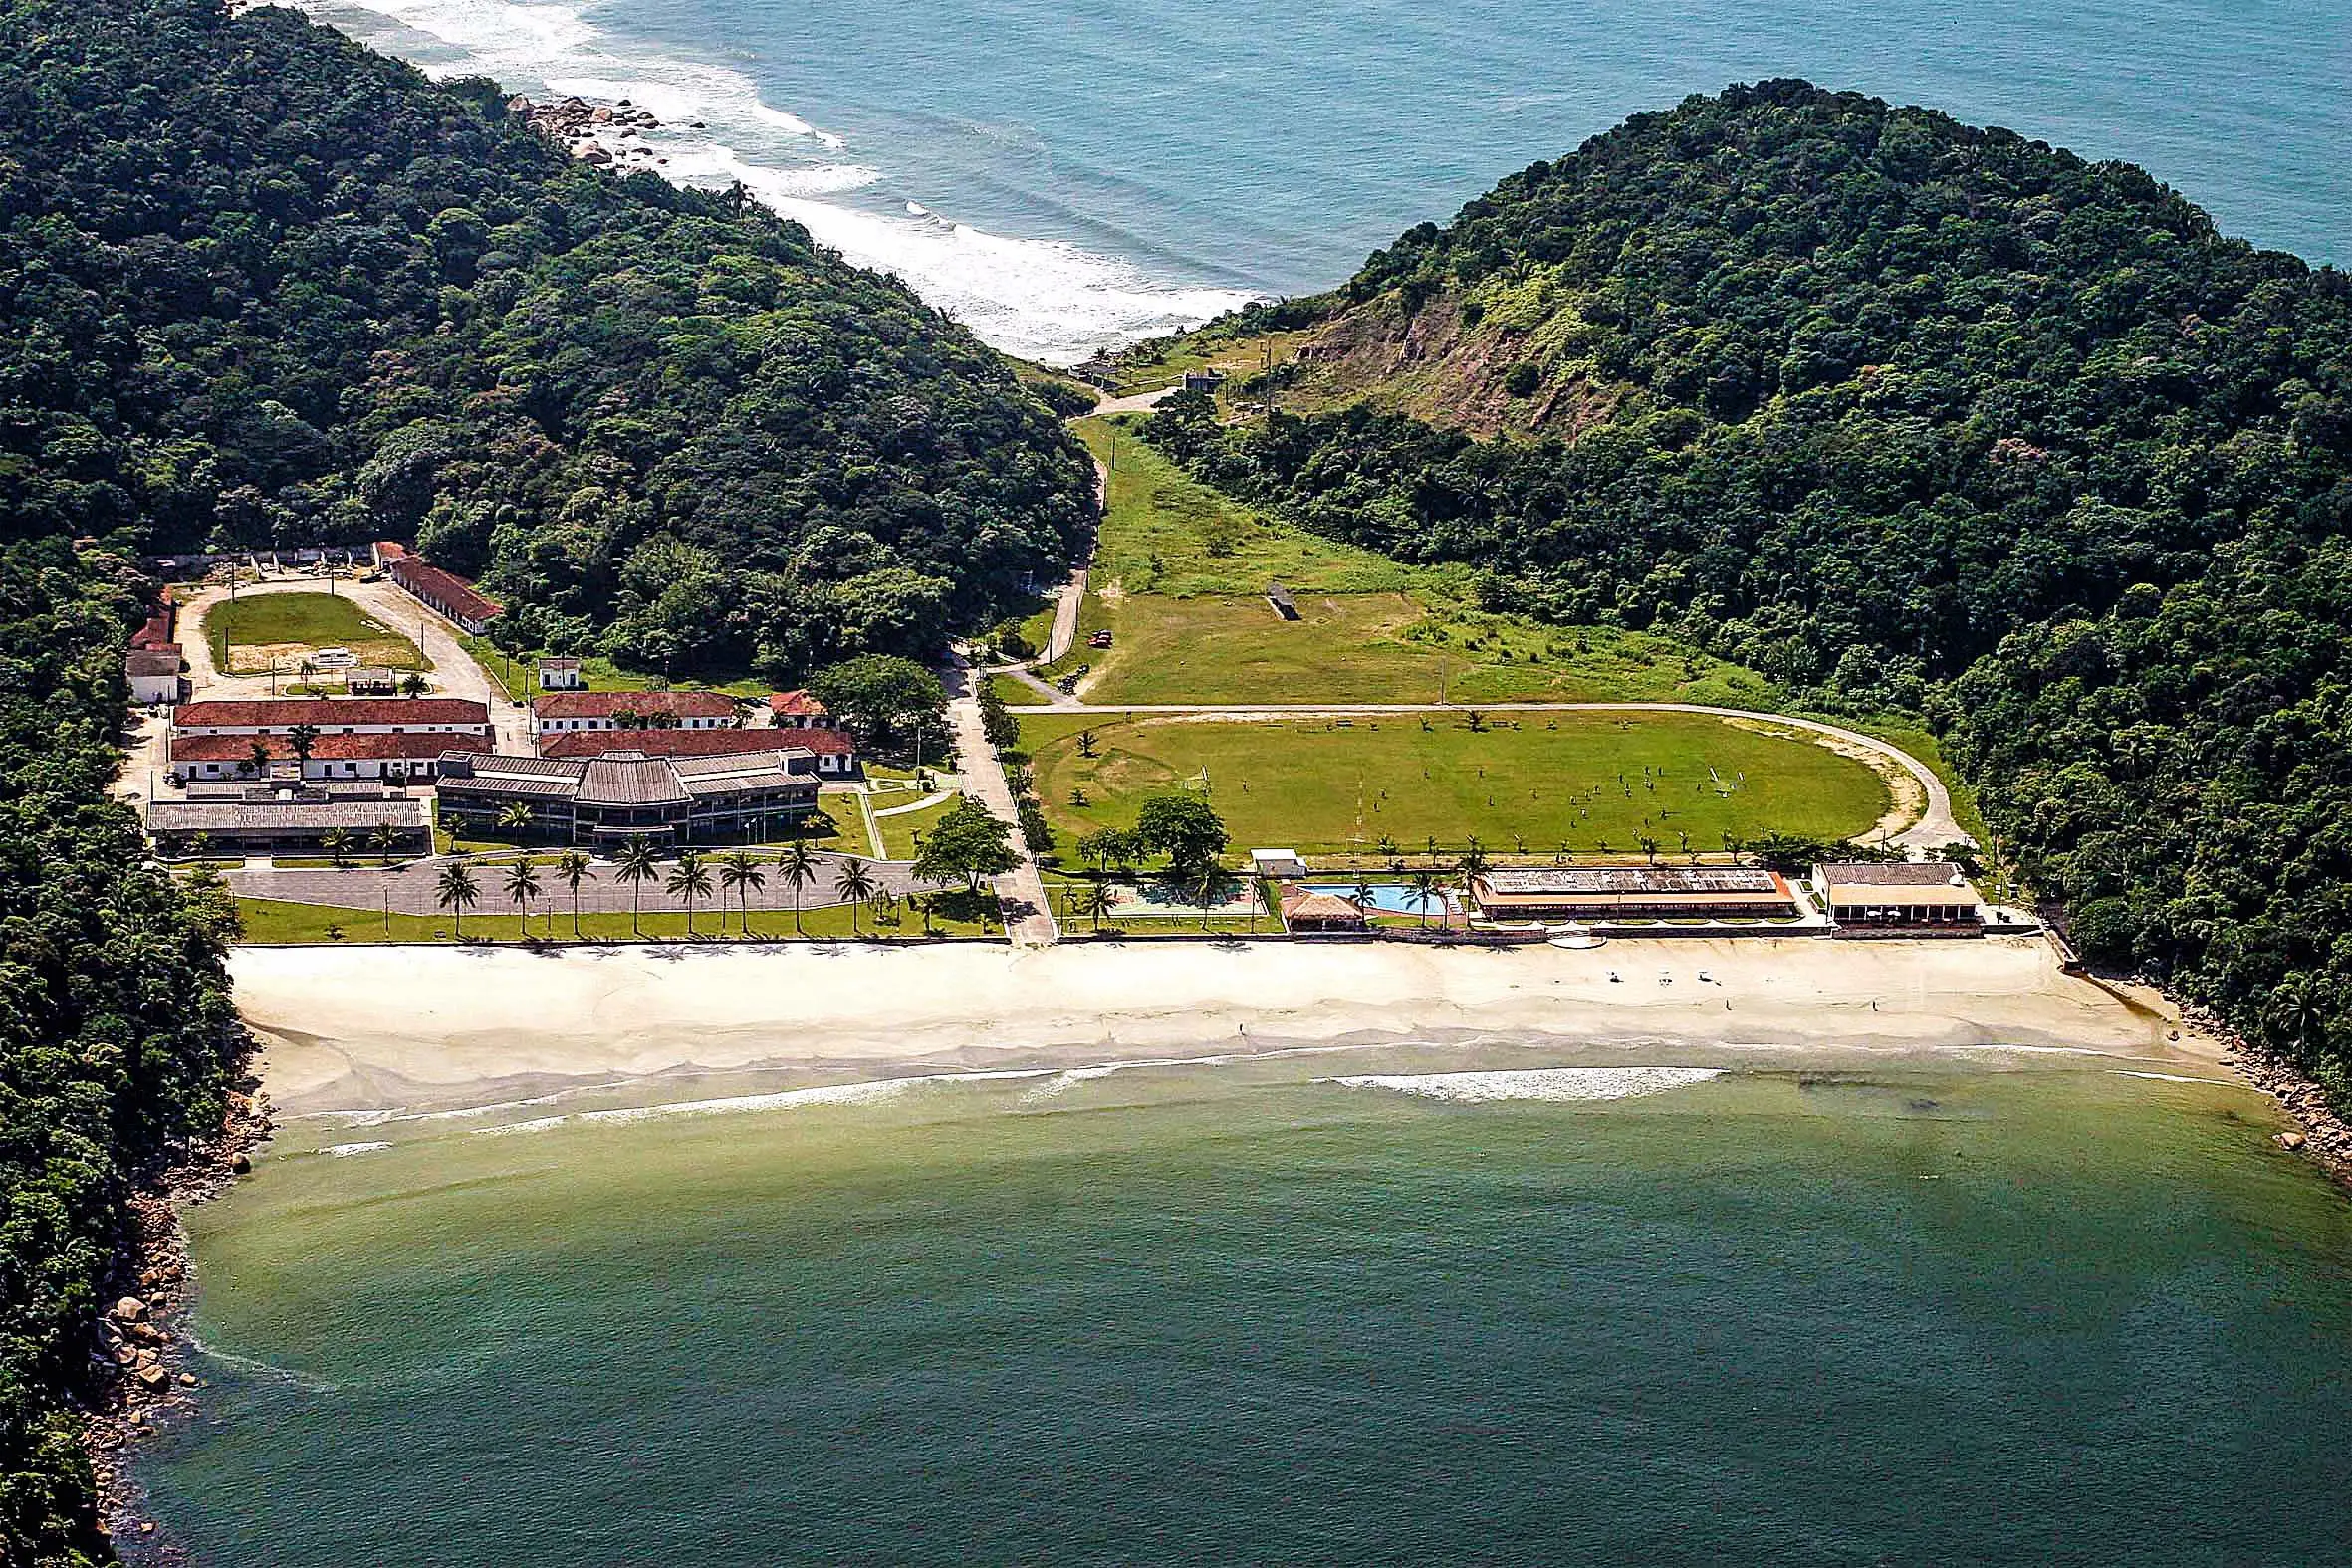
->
xmin=431 ymin=839 xmax=892 ymax=941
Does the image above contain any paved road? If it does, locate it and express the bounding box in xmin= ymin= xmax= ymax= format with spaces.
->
xmin=1010 ymin=699 xmax=1973 ymax=852
xmin=228 ymin=849 xmax=924 ymax=920
xmin=945 ymin=657 xmax=1057 ymax=945
xmin=1092 ymin=384 xmax=1180 ymax=416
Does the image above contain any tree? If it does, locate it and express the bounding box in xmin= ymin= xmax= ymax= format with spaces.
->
xmin=369 ymin=823 xmax=398 ymax=864
xmin=1190 ymin=863 xmax=1225 ymax=931
xmin=436 ymin=858 xmax=480 ymax=937
xmin=1135 ymin=792 xmax=1228 ymax=873
xmin=504 ymin=858 xmax=542 ymax=938
xmin=287 ymin=723 xmax=321 ymax=771
xmin=666 ymin=849 xmax=713 ymax=936
xmin=400 ymin=672 xmax=428 ymax=698
xmin=245 ymin=740 xmax=271 ymax=779
xmin=806 ymin=655 xmax=948 ymax=751
xmin=1459 ymin=837 xmax=1490 ymax=881
xmin=719 ymin=850 xmax=766 ymax=936
xmin=556 ymin=849 xmax=592 ymax=939
xmin=496 ymin=802 xmax=534 ymax=841
xmin=322 ymin=828 xmax=350 ymax=867
xmin=1072 ymin=880 xmax=1116 ymax=931
xmin=614 ymin=839 xmax=660 ymax=937
xmin=912 ymin=797 xmax=1020 ymax=892
xmin=834 ymin=857 xmax=880 ymax=935
xmin=775 ymin=839 xmax=820 ymax=935
xmin=1350 ymin=874 xmax=1378 ymax=918
xmin=1076 ymin=729 xmax=1099 ymax=758
xmin=1407 ymin=867 xmax=1442 ymax=929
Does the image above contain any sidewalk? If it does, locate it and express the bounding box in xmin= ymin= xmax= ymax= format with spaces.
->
xmin=943 ymin=659 xmax=1057 ymax=946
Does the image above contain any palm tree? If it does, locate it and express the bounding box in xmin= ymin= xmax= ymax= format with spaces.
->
xmin=556 ymin=850 xmax=592 ymax=940
xmin=496 ymin=802 xmax=534 ymax=843
xmin=1073 ymin=880 xmax=1116 ymax=931
xmin=436 ymin=858 xmax=480 ymax=938
xmin=776 ymin=839 xmax=819 ymax=936
xmin=504 ymin=858 xmax=543 ymax=938
xmin=187 ymin=831 xmax=212 ymax=865
xmin=1460 ymin=836 xmax=1491 ymax=881
xmin=1190 ymin=864 xmax=1224 ymax=931
xmin=400 ymin=671 xmax=428 ymax=698
xmin=719 ymin=850 xmax=766 ymax=936
xmin=666 ymin=849 xmax=713 ymax=937
xmin=368 ymin=823 xmax=398 ymax=864
xmin=287 ymin=723 xmax=321 ymax=774
xmin=1407 ymin=867 xmax=1442 ymax=929
xmin=245 ymin=740 xmax=271 ymax=779
xmin=833 ymin=856 xmax=879 ymax=935
xmin=322 ymin=828 xmax=351 ymax=867
xmin=614 ymin=839 xmax=660 ymax=937
xmin=1350 ymin=874 xmax=1378 ymax=921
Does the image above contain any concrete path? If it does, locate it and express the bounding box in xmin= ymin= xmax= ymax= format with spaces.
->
xmin=1092 ymin=384 xmax=1180 ymax=416
xmin=227 ymin=849 xmax=921 ymax=921
xmin=945 ymin=658 xmax=1057 ymax=945
xmin=1009 ymin=699 xmax=1973 ymax=852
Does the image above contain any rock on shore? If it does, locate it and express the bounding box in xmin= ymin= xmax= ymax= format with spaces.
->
xmin=508 ymin=94 xmax=672 ymax=170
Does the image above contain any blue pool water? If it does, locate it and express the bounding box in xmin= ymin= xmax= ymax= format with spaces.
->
xmin=293 ymin=0 xmax=2352 ymax=362
xmin=1304 ymin=881 xmax=1453 ymax=917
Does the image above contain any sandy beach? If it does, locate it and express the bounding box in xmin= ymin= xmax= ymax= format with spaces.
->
xmin=233 ymin=936 xmax=2221 ymax=1119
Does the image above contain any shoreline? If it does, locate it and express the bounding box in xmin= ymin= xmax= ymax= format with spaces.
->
xmin=232 ymin=935 xmax=2226 ymax=1122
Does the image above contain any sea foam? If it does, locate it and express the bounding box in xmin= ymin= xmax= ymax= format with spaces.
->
xmin=282 ymin=0 xmax=1256 ymax=361
xmin=1322 ymin=1066 xmax=1724 ymax=1104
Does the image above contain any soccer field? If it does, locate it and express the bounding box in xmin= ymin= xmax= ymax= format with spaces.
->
xmin=1023 ymin=711 xmax=1894 ymax=856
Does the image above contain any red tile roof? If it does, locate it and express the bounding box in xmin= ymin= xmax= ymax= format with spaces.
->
xmin=388 ymin=556 xmax=501 ymax=621
xmin=173 ymin=697 xmax=490 ymax=728
xmin=131 ymin=609 xmax=177 ymax=650
xmin=126 ymin=649 xmax=182 ymax=677
xmin=767 ymin=689 xmax=830 ymax=719
xmin=373 ymin=541 xmax=409 ymax=562
xmin=542 ymin=726 xmax=853 ymax=760
xmin=170 ymin=733 xmax=492 ymax=763
xmin=532 ymin=689 xmax=740 ymax=722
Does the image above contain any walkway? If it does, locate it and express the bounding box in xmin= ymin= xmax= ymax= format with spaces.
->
xmin=1007 ymin=699 xmax=1972 ymax=851
xmin=227 ymin=848 xmax=922 ymax=919
xmin=945 ymin=657 xmax=1057 ymax=945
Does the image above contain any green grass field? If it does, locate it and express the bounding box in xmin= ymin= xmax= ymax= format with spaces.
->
xmin=1049 ymin=421 xmax=1784 ymax=709
xmin=232 ymin=896 xmax=990 ymax=945
xmin=875 ymin=791 xmax=962 ymax=861
xmin=204 ymin=593 xmax=427 ymax=674
xmin=459 ymin=637 xmax=773 ymax=704
xmin=1023 ymin=711 xmax=1890 ymax=856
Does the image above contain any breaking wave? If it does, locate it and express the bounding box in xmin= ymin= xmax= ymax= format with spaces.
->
xmin=280 ymin=0 xmax=1257 ymax=360
xmin=1321 ymin=1066 xmax=1725 ymax=1104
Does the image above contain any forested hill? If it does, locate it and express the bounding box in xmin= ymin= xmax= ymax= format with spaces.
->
xmin=2 ymin=0 xmax=1094 ymax=677
xmin=1147 ymin=82 xmax=2352 ymax=1102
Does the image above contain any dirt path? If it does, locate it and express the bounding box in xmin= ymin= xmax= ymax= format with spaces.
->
xmin=1006 ymin=699 xmax=1973 ymax=852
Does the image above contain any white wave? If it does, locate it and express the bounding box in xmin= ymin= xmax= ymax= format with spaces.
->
xmin=474 ymin=1067 xmax=1052 ymax=1135
xmin=2111 ymin=1069 xmax=2248 ymax=1088
xmin=321 ymin=1140 xmax=393 ymax=1157
xmin=285 ymin=0 xmax=1259 ymax=361
xmin=1322 ymin=1066 xmax=1725 ymax=1104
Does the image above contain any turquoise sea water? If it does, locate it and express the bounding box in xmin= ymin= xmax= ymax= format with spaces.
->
xmin=294 ymin=0 xmax=2352 ymax=358
xmin=144 ymin=1059 xmax=2352 ymax=1564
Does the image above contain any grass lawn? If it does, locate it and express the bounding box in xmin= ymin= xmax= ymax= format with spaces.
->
xmin=1023 ymin=711 xmax=1890 ymax=856
xmin=232 ymin=897 xmax=991 ymax=945
xmin=204 ymin=593 xmax=427 ymax=674
xmin=1050 ymin=420 xmax=1784 ymax=709
xmin=875 ymin=791 xmax=962 ymax=861
xmin=459 ymin=637 xmax=773 ymax=704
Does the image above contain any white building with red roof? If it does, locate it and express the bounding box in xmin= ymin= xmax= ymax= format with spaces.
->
xmin=172 ymin=697 xmax=492 ymax=736
xmin=530 ymin=689 xmax=741 ymax=738
xmin=168 ymin=731 xmax=491 ymax=784
xmin=767 ymin=690 xmax=834 ymax=729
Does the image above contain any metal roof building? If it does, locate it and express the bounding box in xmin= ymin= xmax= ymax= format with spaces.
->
xmin=436 ymin=749 xmax=819 ymax=847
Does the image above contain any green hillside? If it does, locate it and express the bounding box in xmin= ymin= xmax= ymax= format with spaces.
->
xmin=1143 ymin=81 xmax=2352 ymax=1102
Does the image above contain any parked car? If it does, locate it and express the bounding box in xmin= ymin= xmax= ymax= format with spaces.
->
xmin=1088 ymin=629 xmax=1113 ymax=648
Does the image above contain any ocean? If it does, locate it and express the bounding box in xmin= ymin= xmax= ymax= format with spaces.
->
xmin=288 ymin=0 xmax=2352 ymax=362
xmin=142 ymin=1055 xmax=2352 ymax=1564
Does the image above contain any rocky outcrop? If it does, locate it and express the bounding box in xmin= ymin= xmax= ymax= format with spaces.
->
xmin=508 ymin=95 xmax=673 ymax=171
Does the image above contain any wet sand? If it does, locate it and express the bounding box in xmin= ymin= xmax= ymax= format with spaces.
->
xmin=232 ymin=937 xmax=2218 ymax=1119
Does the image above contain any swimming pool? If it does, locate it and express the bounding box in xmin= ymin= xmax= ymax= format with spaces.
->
xmin=1302 ymin=881 xmax=1458 ymax=917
